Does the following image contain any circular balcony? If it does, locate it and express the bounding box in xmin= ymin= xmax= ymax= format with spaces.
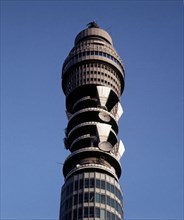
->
xmin=67 ymin=107 xmax=118 ymax=134
xmin=62 ymin=147 xmax=122 ymax=179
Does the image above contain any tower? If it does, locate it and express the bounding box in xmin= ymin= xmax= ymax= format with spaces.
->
xmin=59 ymin=22 xmax=125 ymax=220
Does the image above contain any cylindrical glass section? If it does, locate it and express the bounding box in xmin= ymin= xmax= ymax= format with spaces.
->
xmin=59 ymin=171 xmax=123 ymax=220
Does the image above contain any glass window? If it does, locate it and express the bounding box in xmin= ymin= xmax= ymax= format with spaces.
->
xmin=74 ymin=194 xmax=78 ymax=205
xmin=101 ymin=180 xmax=105 ymax=189
xmin=84 ymin=192 xmax=89 ymax=202
xmin=107 ymin=211 xmax=111 ymax=220
xmin=107 ymin=182 xmax=110 ymax=192
xmin=111 ymin=198 xmax=114 ymax=208
xmin=73 ymin=209 xmax=77 ymax=220
xmin=101 ymin=194 xmax=105 ymax=204
xmin=89 ymin=178 xmax=94 ymax=188
xmin=111 ymin=184 xmax=114 ymax=193
xmin=100 ymin=209 xmax=106 ymax=220
xmin=95 ymin=207 xmax=100 ymax=218
xmin=85 ymin=179 xmax=89 ymax=188
xmin=89 ymin=192 xmax=94 ymax=202
xmin=84 ymin=207 xmax=88 ymax=217
xmin=79 ymin=193 xmax=83 ymax=204
xmin=68 ymin=212 xmax=71 ymax=220
xmin=112 ymin=213 xmax=115 ymax=220
xmin=116 ymin=200 xmax=118 ymax=210
xmin=107 ymin=195 xmax=110 ymax=206
xmin=115 ymin=186 xmax=118 ymax=197
xmin=118 ymin=190 xmax=122 ymax=201
xmin=78 ymin=207 xmax=82 ymax=219
xmin=69 ymin=196 xmax=72 ymax=207
xmin=89 ymin=207 xmax=94 ymax=217
xmin=79 ymin=179 xmax=83 ymax=189
xmin=118 ymin=203 xmax=121 ymax=213
xmin=95 ymin=193 xmax=100 ymax=203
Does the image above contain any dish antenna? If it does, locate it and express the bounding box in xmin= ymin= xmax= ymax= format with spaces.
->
xmin=98 ymin=112 xmax=111 ymax=122
xmin=98 ymin=141 xmax=113 ymax=152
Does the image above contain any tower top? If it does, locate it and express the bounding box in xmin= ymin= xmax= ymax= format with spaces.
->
xmin=74 ymin=23 xmax=113 ymax=45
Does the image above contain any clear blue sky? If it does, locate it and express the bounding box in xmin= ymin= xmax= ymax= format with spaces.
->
xmin=1 ymin=1 xmax=183 ymax=220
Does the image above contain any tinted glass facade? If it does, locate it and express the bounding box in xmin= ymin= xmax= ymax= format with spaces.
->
xmin=59 ymin=172 xmax=123 ymax=220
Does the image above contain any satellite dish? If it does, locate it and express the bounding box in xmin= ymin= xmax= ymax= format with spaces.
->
xmin=98 ymin=141 xmax=113 ymax=152
xmin=98 ymin=112 xmax=111 ymax=122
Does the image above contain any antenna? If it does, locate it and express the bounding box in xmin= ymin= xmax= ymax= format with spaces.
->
xmin=98 ymin=112 xmax=111 ymax=122
xmin=98 ymin=141 xmax=113 ymax=152
xmin=87 ymin=21 xmax=99 ymax=28
xmin=106 ymin=26 xmax=112 ymax=31
xmin=57 ymin=162 xmax=64 ymax=166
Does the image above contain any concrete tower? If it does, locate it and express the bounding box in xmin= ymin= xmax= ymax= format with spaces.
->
xmin=59 ymin=22 xmax=125 ymax=220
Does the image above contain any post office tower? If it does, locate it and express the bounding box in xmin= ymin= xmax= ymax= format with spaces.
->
xmin=59 ymin=22 xmax=125 ymax=220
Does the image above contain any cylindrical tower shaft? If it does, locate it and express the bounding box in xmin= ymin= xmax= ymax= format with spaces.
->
xmin=59 ymin=22 xmax=125 ymax=220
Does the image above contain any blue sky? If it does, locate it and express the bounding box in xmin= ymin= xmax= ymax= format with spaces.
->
xmin=1 ymin=1 xmax=183 ymax=220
